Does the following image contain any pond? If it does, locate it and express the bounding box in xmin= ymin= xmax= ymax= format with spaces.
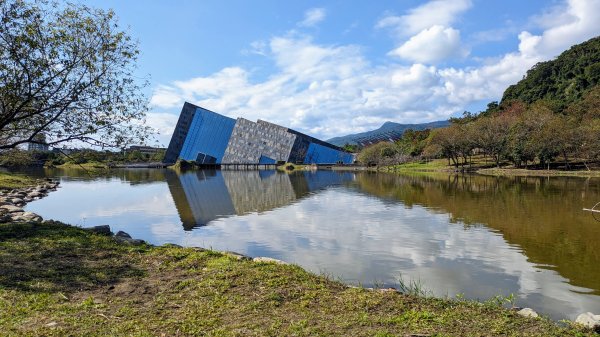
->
xmin=17 ymin=167 xmax=600 ymax=320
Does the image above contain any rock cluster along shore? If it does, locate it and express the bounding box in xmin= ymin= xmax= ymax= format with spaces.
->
xmin=0 ymin=179 xmax=59 ymax=223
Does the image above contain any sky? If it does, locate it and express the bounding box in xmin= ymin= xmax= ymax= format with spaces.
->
xmin=81 ymin=0 xmax=600 ymax=145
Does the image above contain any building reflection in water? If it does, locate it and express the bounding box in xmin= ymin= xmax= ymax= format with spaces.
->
xmin=165 ymin=170 xmax=356 ymax=230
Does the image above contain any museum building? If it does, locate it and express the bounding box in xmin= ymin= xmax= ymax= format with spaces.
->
xmin=163 ymin=102 xmax=354 ymax=165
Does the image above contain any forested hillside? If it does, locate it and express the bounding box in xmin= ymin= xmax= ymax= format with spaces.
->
xmin=502 ymin=36 xmax=600 ymax=110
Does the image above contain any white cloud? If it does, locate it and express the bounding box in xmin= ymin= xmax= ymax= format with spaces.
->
xmin=438 ymin=0 xmax=600 ymax=105
xmin=377 ymin=0 xmax=472 ymax=64
xmin=299 ymin=8 xmax=326 ymax=27
xmin=520 ymin=0 xmax=600 ymax=58
xmin=149 ymin=0 xmax=600 ymax=140
xmin=145 ymin=112 xmax=178 ymax=146
xmin=149 ymin=85 xmax=183 ymax=109
xmin=389 ymin=25 xmax=468 ymax=63
xmin=376 ymin=0 xmax=472 ymax=36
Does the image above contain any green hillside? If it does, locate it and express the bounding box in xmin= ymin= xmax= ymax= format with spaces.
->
xmin=501 ymin=35 xmax=600 ymax=109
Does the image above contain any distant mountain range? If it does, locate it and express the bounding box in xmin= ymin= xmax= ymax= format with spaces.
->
xmin=327 ymin=120 xmax=449 ymax=147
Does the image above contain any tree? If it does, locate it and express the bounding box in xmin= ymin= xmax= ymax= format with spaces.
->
xmin=357 ymin=141 xmax=404 ymax=166
xmin=518 ymin=102 xmax=563 ymax=169
xmin=426 ymin=126 xmax=461 ymax=167
xmin=0 ymin=0 xmax=150 ymax=150
xmin=396 ymin=129 xmax=430 ymax=157
xmin=471 ymin=114 xmax=513 ymax=167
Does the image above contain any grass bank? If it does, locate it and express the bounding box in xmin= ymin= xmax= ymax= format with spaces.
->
xmin=381 ymin=159 xmax=453 ymax=173
xmin=0 ymin=221 xmax=594 ymax=336
xmin=0 ymin=172 xmax=38 ymax=189
xmin=53 ymin=162 xmax=109 ymax=170
xmin=380 ymin=158 xmax=600 ymax=178
xmin=477 ymin=168 xmax=600 ymax=178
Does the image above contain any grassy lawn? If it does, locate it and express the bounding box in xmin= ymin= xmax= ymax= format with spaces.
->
xmin=54 ymin=162 xmax=109 ymax=170
xmin=381 ymin=159 xmax=454 ymax=172
xmin=0 ymin=172 xmax=38 ymax=189
xmin=477 ymin=168 xmax=600 ymax=177
xmin=381 ymin=157 xmax=600 ymax=178
xmin=0 ymin=221 xmax=594 ymax=336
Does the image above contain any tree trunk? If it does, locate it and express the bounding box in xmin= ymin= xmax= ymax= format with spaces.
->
xmin=562 ymin=151 xmax=569 ymax=170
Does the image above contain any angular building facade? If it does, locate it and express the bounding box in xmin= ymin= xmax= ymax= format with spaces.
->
xmin=164 ymin=102 xmax=354 ymax=165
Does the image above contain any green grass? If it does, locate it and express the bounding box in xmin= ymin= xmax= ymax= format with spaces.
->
xmin=381 ymin=159 xmax=453 ymax=172
xmin=381 ymin=157 xmax=600 ymax=177
xmin=276 ymin=162 xmax=309 ymax=172
xmin=477 ymin=168 xmax=600 ymax=177
xmin=0 ymin=172 xmax=38 ymax=189
xmin=0 ymin=221 xmax=595 ymax=336
xmin=55 ymin=162 xmax=108 ymax=170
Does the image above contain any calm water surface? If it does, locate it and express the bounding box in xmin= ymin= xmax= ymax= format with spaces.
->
xmin=19 ymin=168 xmax=600 ymax=320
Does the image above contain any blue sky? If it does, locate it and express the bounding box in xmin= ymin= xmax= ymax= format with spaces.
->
xmin=82 ymin=0 xmax=600 ymax=145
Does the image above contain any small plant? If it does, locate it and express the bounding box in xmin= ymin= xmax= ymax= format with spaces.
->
xmin=397 ymin=274 xmax=431 ymax=297
xmin=484 ymin=293 xmax=517 ymax=309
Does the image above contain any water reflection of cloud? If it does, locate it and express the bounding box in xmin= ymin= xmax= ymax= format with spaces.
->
xmin=178 ymin=188 xmax=600 ymax=320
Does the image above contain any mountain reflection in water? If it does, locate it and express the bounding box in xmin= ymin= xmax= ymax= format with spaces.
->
xmin=19 ymin=168 xmax=600 ymax=320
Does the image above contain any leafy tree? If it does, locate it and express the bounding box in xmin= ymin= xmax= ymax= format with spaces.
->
xmin=357 ymin=142 xmax=405 ymax=166
xmin=449 ymin=111 xmax=478 ymax=125
xmin=396 ymin=129 xmax=430 ymax=156
xmin=342 ymin=143 xmax=360 ymax=153
xmin=471 ymin=114 xmax=513 ymax=167
xmin=518 ymin=102 xmax=563 ymax=169
xmin=426 ymin=126 xmax=463 ymax=167
xmin=0 ymin=0 xmax=150 ymax=150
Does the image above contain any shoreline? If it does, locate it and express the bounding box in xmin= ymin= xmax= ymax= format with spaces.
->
xmin=374 ymin=162 xmax=600 ymax=178
xmin=14 ymin=161 xmax=600 ymax=178
xmin=0 ymin=172 xmax=599 ymax=334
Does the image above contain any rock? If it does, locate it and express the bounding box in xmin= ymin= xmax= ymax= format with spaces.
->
xmin=575 ymin=312 xmax=600 ymax=331
xmin=115 ymin=236 xmax=145 ymax=245
xmin=21 ymin=212 xmax=39 ymax=219
xmin=253 ymin=257 xmax=288 ymax=265
xmin=28 ymin=192 xmax=43 ymax=198
xmin=224 ymin=251 xmax=251 ymax=260
xmin=84 ymin=225 xmax=112 ymax=235
xmin=0 ymin=205 xmax=23 ymax=213
xmin=45 ymin=322 xmax=57 ymax=327
xmin=517 ymin=308 xmax=539 ymax=318
xmin=378 ymin=288 xmax=398 ymax=293
xmin=9 ymin=198 xmax=23 ymax=204
xmin=115 ymin=231 xmax=132 ymax=239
